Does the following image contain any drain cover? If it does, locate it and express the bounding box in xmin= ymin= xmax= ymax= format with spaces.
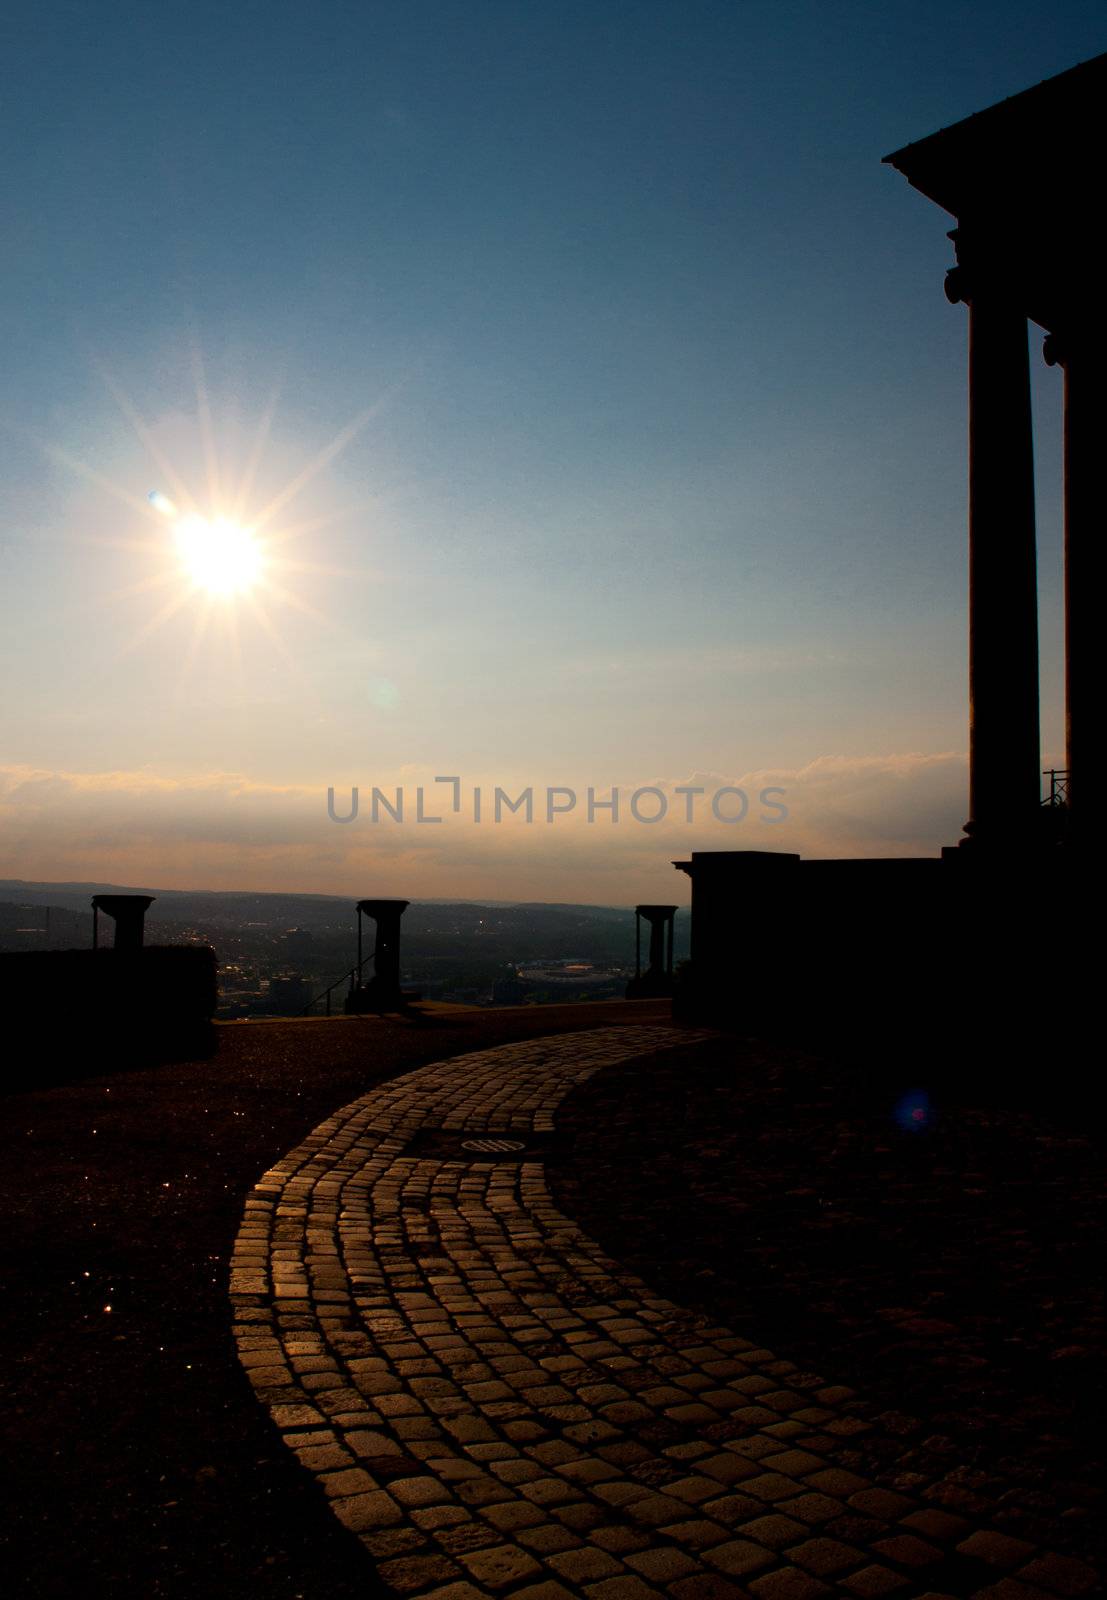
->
xmin=405 ymin=1128 xmax=564 ymax=1161
xmin=461 ymin=1137 xmax=527 ymax=1154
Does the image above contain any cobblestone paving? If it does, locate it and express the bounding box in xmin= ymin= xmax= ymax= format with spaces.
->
xmin=231 ymin=1028 xmax=1099 ymax=1600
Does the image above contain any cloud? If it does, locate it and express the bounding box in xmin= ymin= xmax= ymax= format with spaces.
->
xmin=0 ymin=750 xmax=969 ymax=900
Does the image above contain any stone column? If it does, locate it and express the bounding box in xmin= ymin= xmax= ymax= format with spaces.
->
xmin=1044 ymin=327 xmax=1101 ymax=837
xmin=354 ymin=899 xmax=410 ymax=1009
xmin=627 ymin=905 xmax=677 ymax=997
xmin=91 ymin=894 xmax=155 ymax=950
xmin=946 ymin=232 xmax=1041 ymax=846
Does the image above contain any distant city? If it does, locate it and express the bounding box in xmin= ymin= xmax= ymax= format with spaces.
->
xmin=0 ymin=882 xmax=689 ymax=1016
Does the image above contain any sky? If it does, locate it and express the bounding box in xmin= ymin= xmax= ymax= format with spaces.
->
xmin=1 ymin=1 xmax=1101 ymax=904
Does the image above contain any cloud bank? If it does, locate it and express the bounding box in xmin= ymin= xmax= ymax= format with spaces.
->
xmin=0 ymin=751 xmax=968 ymax=903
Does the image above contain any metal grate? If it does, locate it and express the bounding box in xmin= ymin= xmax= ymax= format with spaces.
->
xmin=404 ymin=1127 xmax=563 ymax=1161
xmin=461 ymin=1137 xmax=527 ymax=1154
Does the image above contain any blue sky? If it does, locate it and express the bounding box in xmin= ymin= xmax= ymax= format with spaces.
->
xmin=1 ymin=2 xmax=1101 ymax=899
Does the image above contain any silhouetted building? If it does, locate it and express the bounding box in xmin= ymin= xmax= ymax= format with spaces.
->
xmin=884 ymin=51 xmax=1105 ymax=847
xmin=675 ymin=60 xmax=1093 ymax=1059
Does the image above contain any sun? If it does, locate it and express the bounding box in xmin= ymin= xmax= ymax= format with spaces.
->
xmin=173 ymin=513 xmax=265 ymax=598
xmin=53 ymin=357 xmax=379 ymax=669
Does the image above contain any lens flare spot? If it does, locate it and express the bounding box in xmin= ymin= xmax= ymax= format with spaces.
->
xmin=369 ymin=676 xmax=400 ymax=710
xmin=894 ymin=1089 xmax=934 ymax=1132
xmin=148 ymin=489 xmax=177 ymax=517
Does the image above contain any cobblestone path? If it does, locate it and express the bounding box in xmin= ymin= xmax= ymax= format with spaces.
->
xmin=231 ymin=1028 xmax=1098 ymax=1600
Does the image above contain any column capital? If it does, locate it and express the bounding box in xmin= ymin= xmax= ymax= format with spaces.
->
xmin=943 ymin=225 xmax=1022 ymax=309
xmin=944 ymin=265 xmax=969 ymax=306
xmin=1043 ymin=325 xmax=1107 ymax=367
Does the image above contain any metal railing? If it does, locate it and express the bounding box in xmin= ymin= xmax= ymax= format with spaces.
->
xmin=1042 ymin=768 xmax=1070 ymax=807
xmin=299 ymin=948 xmax=376 ymax=1016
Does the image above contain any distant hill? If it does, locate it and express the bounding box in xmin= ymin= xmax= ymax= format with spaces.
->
xmin=0 ymin=880 xmax=636 ymax=924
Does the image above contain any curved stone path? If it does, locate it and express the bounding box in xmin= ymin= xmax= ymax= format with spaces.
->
xmin=231 ymin=1027 xmax=1096 ymax=1600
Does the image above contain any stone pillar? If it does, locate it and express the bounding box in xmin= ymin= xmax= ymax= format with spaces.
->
xmin=1044 ymin=328 xmax=1102 ymax=838
xmin=626 ymin=904 xmax=677 ymax=998
xmin=946 ymin=232 xmax=1041 ymax=846
xmin=352 ymin=899 xmax=410 ymax=1010
xmin=91 ymin=894 xmax=155 ymax=951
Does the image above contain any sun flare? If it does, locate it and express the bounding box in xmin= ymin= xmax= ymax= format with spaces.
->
xmin=55 ymin=359 xmax=375 ymax=671
xmin=173 ymin=513 xmax=265 ymax=598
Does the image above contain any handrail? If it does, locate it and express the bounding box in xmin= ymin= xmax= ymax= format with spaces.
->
xmin=299 ymin=947 xmax=377 ymax=1016
xmin=1041 ymin=768 xmax=1069 ymax=807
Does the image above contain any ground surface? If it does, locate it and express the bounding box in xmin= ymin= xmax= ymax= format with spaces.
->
xmin=3 ymin=1008 xmax=1102 ymax=1600
xmin=1 ymin=1002 xmax=667 ymax=1599
xmin=552 ymin=1038 xmax=1105 ymax=1571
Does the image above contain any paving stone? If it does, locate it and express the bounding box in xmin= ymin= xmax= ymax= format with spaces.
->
xmin=519 ymin=1475 xmax=581 ymax=1506
xmin=871 ymin=1533 xmax=944 ymax=1567
xmin=777 ymin=1493 xmax=845 ymax=1525
xmin=739 ymin=1472 xmax=806 ymax=1502
xmin=516 ymin=1522 xmax=582 ymax=1555
xmin=659 ymin=1517 xmax=734 ymax=1550
xmin=547 ymin=1545 xmax=627 ymax=1583
xmin=668 ymin=1475 xmax=728 ymax=1505
xmin=626 ymin=1491 xmax=699 ymax=1526
xmin=699 ymin=1451 xmax=760 ymax=1484
xmin=785 ymin=1536 xmax=865 ymax=1575
xmin=624 ymin=1546 xmax=701 ymax=1582
xmin=482 ymin=1499 xmax=547 ymax=1533
xmin=331 ymin=1490 xmax=403 ymax=1531
xmin=671 ymin=1577 xmax=751 ymax=1600
xmin=418 ymin=1584 xmax=487 ymax=1600
xmin=435 ymin=1521 xmax=501 ymax=1556
xmin=823 ymin=1514 xmax=888 ymax=1548
xmin=747 ymin=1569 xmax=833 ymax=1600
xmin=359 ymin=1526 xmax=428 ymax=1559
xmin=232 ymin=1024 xmax=1102 ymax=1600
xmin=971 ymin=1583 xmax=1060 ymax=1600
xmin=591 ymin=1525 xmax=653 ymax=1555
xmin=1013 ymin=1554 xmax=1100 ymax=1595
xmin=761 ymin=1450 xmax=825 ymax=1477
xmin=838 ymin=1564 xmax=910 ymax=1596
xmin=377 ymin=1552 xmax=462 ymax=1593
xmin=902 ymin=1508 xmax=972 ymax=1543
xmin=847 ymin=1489 xmax=917 ymax=1520
xmin=294 ymin=1443 xmax=355 ymax=1472
xmin=803 ymin=1469 xmax=869 ymax=1497
xmin=741 ymin=1515 xmax=811 ymax=1550
xmin=703 ymin=1538 xmax=776 ymax=1577
xmin=321 ymin=1466 xmax=376 ymax=1498
xmin=699 ymin=1496 xmax=765 ymax=1532
xmin=389 ymin=1474 xmax=454 ymax=1508
xmin=583 ymin=1578 xmax=665 ymax=1600
xmin=458 ymin=1539 xmax=543 ymax=1588
xmin=413 ymin=1506 xmax=469 ymax=1531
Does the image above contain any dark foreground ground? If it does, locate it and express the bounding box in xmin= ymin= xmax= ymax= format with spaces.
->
xmin=3 ymin=1006 xmax=1103 ymax=1597
xmin=1 ymin=1001 xmax=668 ymax=1600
